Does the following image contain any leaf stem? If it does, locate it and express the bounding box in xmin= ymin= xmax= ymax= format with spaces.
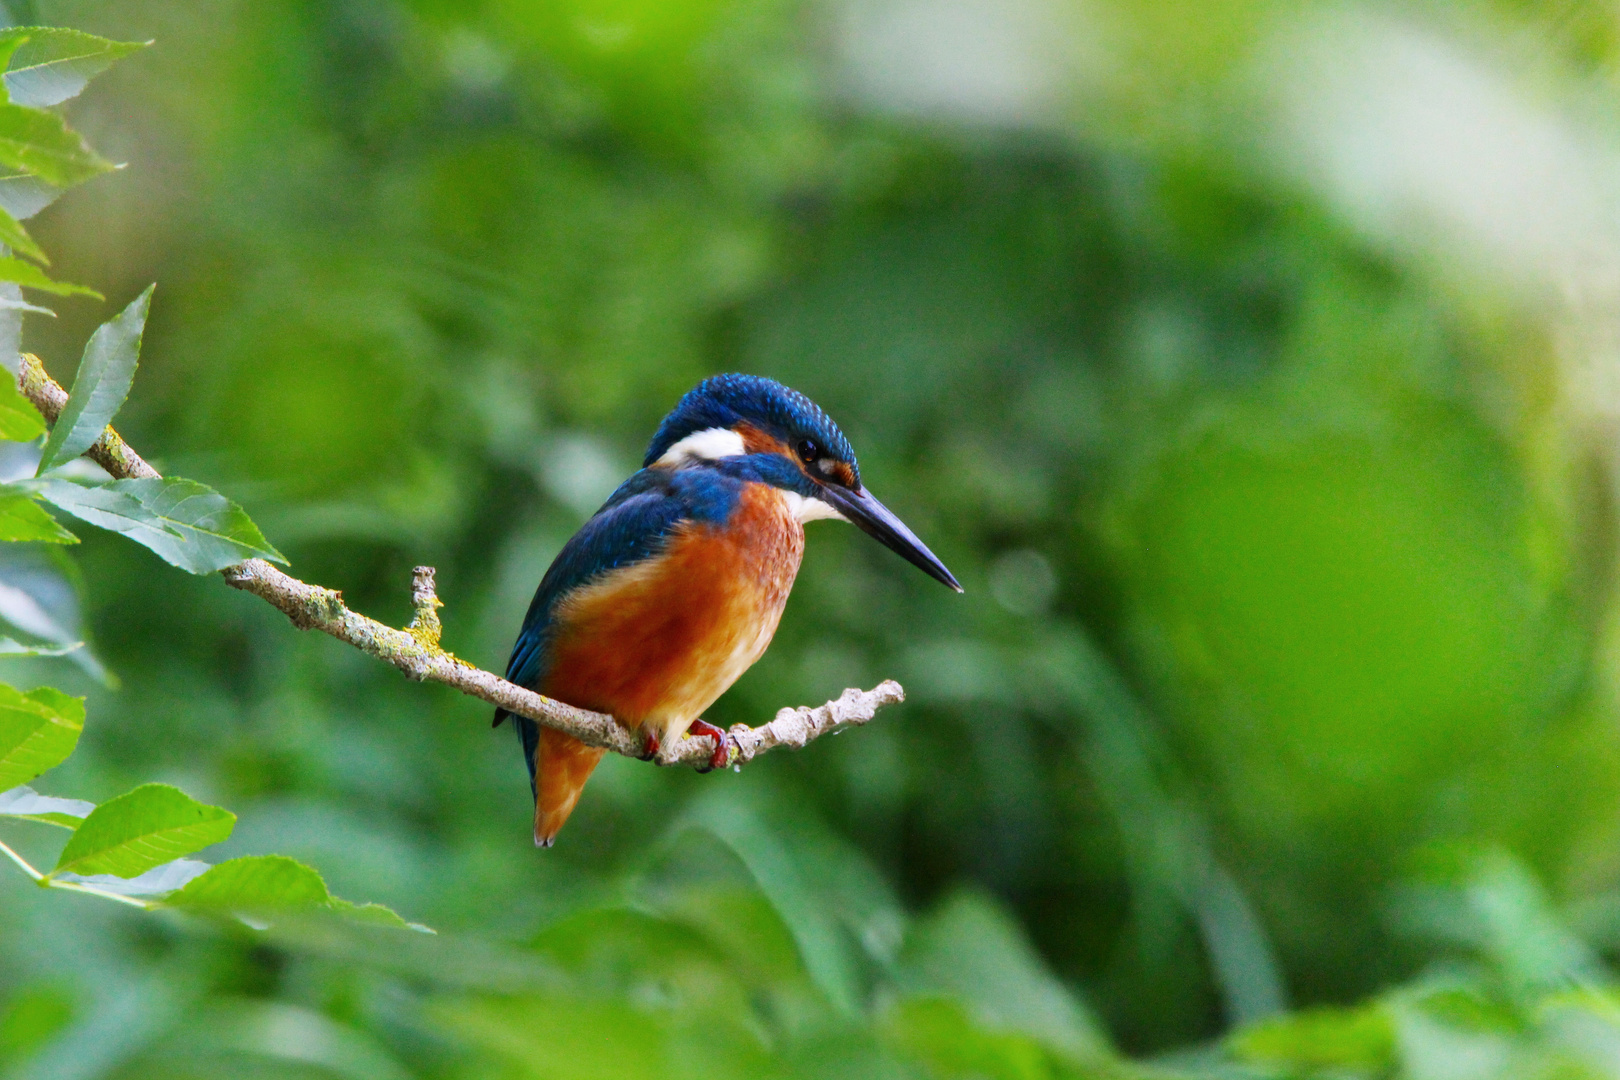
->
xmin=44 ymin=878 xmax=154 ymax=909
xmin=3 ymin=834 xmax=160 ymax=908
xmin=0 ymin=835 xmax=41 ymax=880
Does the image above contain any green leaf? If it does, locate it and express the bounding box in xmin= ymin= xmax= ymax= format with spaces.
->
xmin=0 ymin=566 xmax=77 ymax=643
xmin=1231 ymin=1003 xmax=1396 ymax=1071
xmin=0 ymin=169 xmax=59 ymax=220
xmin=0 ymin=371 xmax=42 ymax=440
xmin=0 ymin=102 xmax=111 ymax=187
xmin=898 ymin=889 xmax=1111 ymax=1062
xmin=683 ymin=792 xmax=865 ymax=1015
xmin=29 ymin=476 xmax=287 ymax=573
xmin=0 ymin=202 xmax=44 ymax=263
xmin=1 ymin=29 xmax=147 ymax=108
xmin=36 ymin=284 xmax=148 ymax=473
xmin=0 ymin=32 xmax=67 ymax=265
xmin=0 ymin=44 xmax=44 ymax=263
xmin=166 ymin=855 xmax=426 ymax=930
xmin=54 ymin=856 xmax=208 ymax=896
xmin=0 ymin=783 xmax=91 ymax=827
xmin=50 ymin=782 xmax=234 ymax=879
xmin=0 ymin=491 xmax=72 ymax=542
xmin=0 ymin=30 xmax=28 ymax=97
xmin=0 ymin=257 xmax=95 ymax=297
xmin=168 ymin=855 xmax=331 ymax=909
xmin=0 ymin=682 xmax=80 ymax=790
xmin=330 ymin=899 xmax=420 ymax=930
xmin=437 ymin=996 xmax=673 ymax=1080
xmin=0 ymin=551 xmax=107 ymax=684
xmin=883 ymin=998 xmax=1058 ymax=1080
xmin=184 ymin=1001 xmax=414 ymax=1080
xmin=0 ymin=286 xmax=47 ymax=314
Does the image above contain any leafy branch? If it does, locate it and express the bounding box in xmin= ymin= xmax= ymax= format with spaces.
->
xmin=1 ymin=318 xmax=899 ymax=928
xmin=0 ymin=693 xmax=422 ymax=927
xmin=0 ymin=25 xmax=423 ymax=930
xmin=0 ymin=26 xmax=145 ymax=296
xmin=14 ymin=352 xmax=907 ymax=770
xmin=0 ymin=18 xmax=900 ymax=935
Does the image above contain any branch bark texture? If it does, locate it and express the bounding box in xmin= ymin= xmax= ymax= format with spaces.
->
xmin=16 ymin=354 xmax=904 ymax=769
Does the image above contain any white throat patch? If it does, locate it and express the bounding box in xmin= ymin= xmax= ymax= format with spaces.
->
xmin=655 ymin=426 xmax=746 ymax=467
xmin=781 ymin=490 xmax=847 ymax=524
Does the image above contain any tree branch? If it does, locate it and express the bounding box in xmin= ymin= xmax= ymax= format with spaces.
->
xmin=15 ymin=355 xmax=904 ymax=769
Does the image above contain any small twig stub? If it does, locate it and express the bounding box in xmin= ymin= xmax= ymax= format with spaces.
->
xmin=407 ymin=566 xmax=444 ymax=649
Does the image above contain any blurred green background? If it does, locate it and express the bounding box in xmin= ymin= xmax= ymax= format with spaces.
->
xmin=10 ymin=0 xmax=1620 ymax=1076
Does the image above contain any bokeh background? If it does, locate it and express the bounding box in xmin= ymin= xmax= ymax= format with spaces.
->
xmin=8 ymin=0 xmax=1620 ymax=1076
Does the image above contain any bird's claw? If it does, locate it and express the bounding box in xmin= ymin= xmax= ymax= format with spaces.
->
xmin=688 ymin=719 xmax=730 ymax=772
xmin=639 ymin=729 xmax=661 ymax=762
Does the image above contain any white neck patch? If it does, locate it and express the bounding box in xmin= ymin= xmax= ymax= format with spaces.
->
xmin=781 ymin=490 xmax=847 ymax=524
xmin=656 ymin=426 xmax=848 ymax=523
xmin=655 ymin=426 xmax=746 ymax=467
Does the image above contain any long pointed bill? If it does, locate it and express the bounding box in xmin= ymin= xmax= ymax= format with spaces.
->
xmin=820 ymin=485 xmax=963 ymax=592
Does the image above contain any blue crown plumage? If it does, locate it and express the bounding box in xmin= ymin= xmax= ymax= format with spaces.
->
xmin=643 ymin=374 xmax=858 ymax=477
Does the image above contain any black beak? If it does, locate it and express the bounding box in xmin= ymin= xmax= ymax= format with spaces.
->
xmin=820 ymin=484 xmax=963 ymax=592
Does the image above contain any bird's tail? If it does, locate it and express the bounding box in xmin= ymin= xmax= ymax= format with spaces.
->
xmin=531 ymin=724 xmax=605 ymax=847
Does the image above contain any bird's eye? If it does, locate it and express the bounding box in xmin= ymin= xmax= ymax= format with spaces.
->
xmin=796 ymin=438 xmax=819 ymax=463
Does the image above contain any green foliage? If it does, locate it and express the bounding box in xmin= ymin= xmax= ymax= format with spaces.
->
xmin=431 ymin=817 xmax=1134 ymax=1080
xmin=0 ymin=27 xmax=147 ymax=108
xmin=0 ymin=171 xmax=60 ymax=222
xmin=883 ymin=998 xmax=1074 ymax=1080
xmin=8 ymin=1 xmax=1620 ymax=1078
xmin=0 ymin=254 xmax=94 ymax=295
xmin=36 ymin=284 xmax=150 ymax=472
xmin=683 ymin=790 xmax=885 ymax=1016
xmin=899 ymin=890 xmax=1113 ymax=1063
xmin=0 ymin=490 xmax=73 ymax=542
xmin=0 ymin=696 xmax=417 ymax=920
xmin=0 ymin=204 xmax=45 ymax=262
xmin=0 ymin=20 xmax=416 ymax=993
xmin=49 ymin=782 xmax=233 ymax=878
xmin=0 ymin=784 xmax=90 ymax=826
xmin=0 ymin=681 xmax=78 ymax=789
xmin=1219 ymin=850 xmax=1620 ymax=1080
xmin=0 ymin=25 xmax=139 ymax=296
xmin=1231 ymin=1005 xmax=1395 ymax=1074
xmin=168 ymin=855 xmax=425 ymax=929
xmin=0 ymin=370 xmax=44 ymax=439
xmin=29 ymin=476 xmax=286 ymax=571
xmin=0 ymin=984 xmax=72 ymax=1064
xmin=0 ymin=100 xmax=106 ymax=186
xmin=167 ymin=854 xmax=330 ymax=909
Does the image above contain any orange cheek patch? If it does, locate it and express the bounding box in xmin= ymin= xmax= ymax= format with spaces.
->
xmin=735 ymin=422 xmax=789 ymax=456
xmin=825 ymin=461 xmax=856 ymax=487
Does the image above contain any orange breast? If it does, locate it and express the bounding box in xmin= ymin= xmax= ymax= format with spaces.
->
xmin=539 ymin=482 xmax=805 ymax=744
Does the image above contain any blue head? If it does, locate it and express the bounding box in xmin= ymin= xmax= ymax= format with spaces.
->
xmin=646 ymin=374 xmax=961 ymax=591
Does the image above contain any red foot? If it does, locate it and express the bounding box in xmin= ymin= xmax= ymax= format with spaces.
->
xmin=689 ymin=719 xmax=730 ymax=772
xmin=640 ymin=729 xmax=661 ymax=761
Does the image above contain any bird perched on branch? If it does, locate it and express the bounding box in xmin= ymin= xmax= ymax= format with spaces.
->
xmin=494 ymin=374 xmax=962 ymax=846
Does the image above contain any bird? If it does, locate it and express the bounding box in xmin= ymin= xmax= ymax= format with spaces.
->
xmin=493 ymin=373 xmax=962 ymax=847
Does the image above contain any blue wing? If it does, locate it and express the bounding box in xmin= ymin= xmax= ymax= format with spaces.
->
xmin=494 ymin=465 xmax=747 ymax=791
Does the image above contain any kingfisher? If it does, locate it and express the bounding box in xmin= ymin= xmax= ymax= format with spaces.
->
xmin=494 ymin=374 xmax=961 ymax=846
